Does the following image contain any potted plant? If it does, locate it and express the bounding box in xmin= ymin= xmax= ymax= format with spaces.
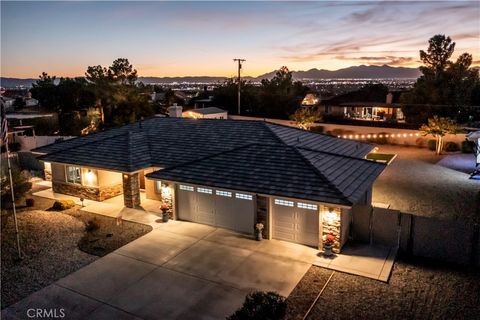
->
xmin=255 ymin=223 xmax=264 ymax=241
xmin=160 ymin=203 xmax=170 ymax=222
xmin=323 ymin=233 xmax=336 ymax=257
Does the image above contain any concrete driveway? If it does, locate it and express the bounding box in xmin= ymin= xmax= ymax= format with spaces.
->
xmin=3 ymin=221 xmax=317 ymax=320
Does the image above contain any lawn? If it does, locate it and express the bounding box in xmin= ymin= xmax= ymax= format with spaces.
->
xmin=366 ymin=152 xmax=396 ymax=164
xmin=372 ymin=145 xmax=480 ymax=223
xmin=1 ymin=191 xmax=152 ymax=309
xmin=286 ymin=255 xmax=480 ymax=320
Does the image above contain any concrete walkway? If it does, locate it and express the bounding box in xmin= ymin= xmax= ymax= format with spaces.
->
xmin=313 ymin=243 xmax=398 ymax=282
xmin=3 ymin=223 xmax=315 ymax=320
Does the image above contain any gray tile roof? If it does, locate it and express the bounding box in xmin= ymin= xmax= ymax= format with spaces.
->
xmin=147 ymin=144 xmax=385 ymax=205
xmin=34 ymin=117 xmax=384 ymax=204
xmin=187 ymin=107 xmax=226 ymax=115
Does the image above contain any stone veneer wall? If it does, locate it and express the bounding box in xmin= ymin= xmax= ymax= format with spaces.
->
xmin=52 ymin=181 xmax=123 ymax=201
xmin=161 ymin=182 xmax=173 ymax=219
xmin=321 ymin=206 xmax=342 ymax=253
xmin=122 ymin=173 xmax=140 ymax=208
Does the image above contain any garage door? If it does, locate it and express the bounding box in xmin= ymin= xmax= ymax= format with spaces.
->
xmin=273 ymin=198 xmax=319 ymax=247
xmin=176 ymin=184 xmax=254 ymax=234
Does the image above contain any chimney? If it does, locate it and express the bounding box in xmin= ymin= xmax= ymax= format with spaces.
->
xmin=386 ymin=93 xmax=393 ymax=104
xmin=168 ymin=104 xmax=183 ymax=118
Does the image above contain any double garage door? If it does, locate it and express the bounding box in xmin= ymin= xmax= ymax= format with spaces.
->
xmin=272 ymin=198 xmax=319 ymax=247
xmin=176 ymin=184 xmax=255 ymax=234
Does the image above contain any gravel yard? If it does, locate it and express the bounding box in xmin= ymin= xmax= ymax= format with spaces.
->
xmin=1 ymin=193 xmax=152 ymax=308
xmin=1 ymin=209 xmax=96 ymax=308
xmin=372 ymin=145 xmax=480 ymax=223
xmin=286 ymin=256 xmax=480 ymax=320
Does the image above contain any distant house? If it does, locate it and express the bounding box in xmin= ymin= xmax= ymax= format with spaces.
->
xmin=323 ymin=92 xmax=405 ymax=121
xmin=182 ymin=107 xmax=228 ymax=119
xmin=302 ymin=93 xmax=320 ymax=106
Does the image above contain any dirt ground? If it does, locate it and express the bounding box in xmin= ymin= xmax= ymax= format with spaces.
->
xmin=286 ymin=255 xmax=480 ymax=320
xmin=1 ymin=189 xmax=152 ymax=308
xmin=372 ymin=145 xmax=480 ymax=223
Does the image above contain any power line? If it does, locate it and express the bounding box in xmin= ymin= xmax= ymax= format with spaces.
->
xmin=233 ymin=58 xmax=246 ymax=115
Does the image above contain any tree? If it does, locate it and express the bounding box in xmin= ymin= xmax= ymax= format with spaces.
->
xmin=85 ymin=58 xmax=153 ymax=126
xmin=419 ymin=35 xmax=455 ymax=77
xmin=401 ymin=35 xmax=480 ymax=123
xmin=1 ymin=163 xmax=32 ymax=207
xmin=420 ymin=116 xmax=462 ymax=155
xmin=290 ymin=107 xmax=321 ymax=130
xmin=30 ymin=72 xmax=59 ymax=110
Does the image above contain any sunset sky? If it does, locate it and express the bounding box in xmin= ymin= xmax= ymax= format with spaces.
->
xmin=1 ymin=1 xmax=479 ymax=78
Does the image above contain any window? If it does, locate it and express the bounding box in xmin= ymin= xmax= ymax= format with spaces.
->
xmin=179 ymin=185 xmax=194 ymax=191
xmin=274 ymin=199 xmax=294 ymax=207
xmin=216 ymin=190 xmax=232 ymax=197
xmin=236 ymin=193 xmax=252 ymax=200
xmin=66 ymin=166 xmax=81 ymax=184
xmin=297 ymin=202 xmax=318 ymax=210
xmin=197 ymin=187 xmax=212 ymax=194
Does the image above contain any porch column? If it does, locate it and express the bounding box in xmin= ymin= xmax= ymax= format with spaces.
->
xmin=122 ymin=173 xmax=140 ymax=208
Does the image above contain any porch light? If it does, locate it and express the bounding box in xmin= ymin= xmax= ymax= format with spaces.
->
xmin=161 ymin=184 xmax=172 ymax=196
xmin=85 ymin=169 xmax=95 ymax=182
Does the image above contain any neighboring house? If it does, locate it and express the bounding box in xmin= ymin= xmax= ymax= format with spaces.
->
xmin=32 ymin=117 xmax=385 ymax=252
xmin=182 ymin=107 xmax=228 ymax=119
xmin=467 ymin=130 xmax=480 ymax=178
xmin=323 ymin=92 xmax=405 ymax=121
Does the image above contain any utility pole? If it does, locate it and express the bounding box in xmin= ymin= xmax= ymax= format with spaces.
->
xmin=233 ymin=58 xmax=245 ymax=115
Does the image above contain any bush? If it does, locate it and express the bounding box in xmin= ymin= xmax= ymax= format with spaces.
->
xmin=85 ymin=218 xmax=100 ymax=232
xmin=461 ymin=140 xmax=475 ymax=153
xmin=51 ymin=200 xmax=75 ymax=211
xmin=227 ymin=291 xmax=286 ymax=320
xmin=444 ymin=141 xmax=460 ymax=152
xmin=25 ymin=198 xmax=35 ymax=207
xmin=427 ymin=139 xmax=437 ymax=151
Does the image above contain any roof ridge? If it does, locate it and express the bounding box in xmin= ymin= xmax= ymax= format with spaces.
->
xmin=296 ymin=145 xmax=387 ymax=166
xmin=289 ymin=146 xmax=352 ymax=205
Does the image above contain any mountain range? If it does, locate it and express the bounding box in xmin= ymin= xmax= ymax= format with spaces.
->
xmin=1 ymin=65 xmax=421 ymax=87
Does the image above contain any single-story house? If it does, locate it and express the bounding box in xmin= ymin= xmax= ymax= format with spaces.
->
xmin=33 ymin=117 xmax=386 ymax=252
xmin=182 ymin=107 xmax=228 ymax=119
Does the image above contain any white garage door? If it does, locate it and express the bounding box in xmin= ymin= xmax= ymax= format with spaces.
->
xmin=176 ymin=184 xmax=254 ymax=234
xmin=273 ymin=198 xmax=319 ymax=247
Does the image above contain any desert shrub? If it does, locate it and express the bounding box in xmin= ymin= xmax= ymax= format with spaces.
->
xmin=25 ymin=198 xmax=35 ymax=207
xmin=444 ymin=141 xmax=460 ymax=152
xmin=51 ymin=200 xmax=75 ymax=211
xmin=427 ymin=139 xmax=437 ymax=151
xmin=461 ymin=140 xmax=475 ymax=153
xmin=227 ymin=291 xmax=286 ymax=320
xmin=85 ymin=218 xmax=100 ymax=232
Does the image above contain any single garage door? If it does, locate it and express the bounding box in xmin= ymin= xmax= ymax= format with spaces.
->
xmin=273 ymin=198 xmax=319 ymax=247
xmin=176 ymin=184 xmax=254 ymax=234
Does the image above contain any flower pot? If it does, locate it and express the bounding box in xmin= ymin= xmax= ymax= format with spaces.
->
xmin=161 ymin=210 xmax=169 ymax=223
xmin=323 ymin=244 xmax=333 ymax=257
xmin=255 ymin=230 xmax=263 ymax=241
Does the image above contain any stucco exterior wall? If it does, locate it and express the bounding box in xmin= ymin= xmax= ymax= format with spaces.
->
xmin=145 ymin=168 xmax=162 ymax=201
xmin=98 ymin=170 xmax=122 ymax=187
xmin=50 ymin=163 xmax=123 ymax=201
